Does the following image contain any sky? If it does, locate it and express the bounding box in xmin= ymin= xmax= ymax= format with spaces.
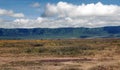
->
xmin=0 ymin=0 xmax=120 ymax=28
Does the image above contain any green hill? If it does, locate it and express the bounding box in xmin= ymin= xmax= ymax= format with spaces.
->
xmin=0 ymin=26 xmax=120 ymax=39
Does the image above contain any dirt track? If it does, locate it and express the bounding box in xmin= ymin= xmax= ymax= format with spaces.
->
xmin=39 ymin=58 xmax=96 ymax=62
xmin=0 ymin=57 xmax=96 ymax=63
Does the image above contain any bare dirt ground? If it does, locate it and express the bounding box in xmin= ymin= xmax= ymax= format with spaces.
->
xmin=0 ymin=56 xmax=120 ymax=70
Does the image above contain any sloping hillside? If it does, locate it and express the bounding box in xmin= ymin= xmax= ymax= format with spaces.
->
xmin=0 ymin=26 xmax=120 ymax=39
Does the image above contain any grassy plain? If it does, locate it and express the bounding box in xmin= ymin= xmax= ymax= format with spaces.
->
xmin=0 ymin=38 xmax=120 ymax=70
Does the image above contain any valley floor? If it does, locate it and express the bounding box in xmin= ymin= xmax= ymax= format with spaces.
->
xmin=0 ymin=38 xmax=120 ymax=70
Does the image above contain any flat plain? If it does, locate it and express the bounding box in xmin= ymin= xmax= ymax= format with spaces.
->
xmin=0 ymin=38 xmax=120 ymax=70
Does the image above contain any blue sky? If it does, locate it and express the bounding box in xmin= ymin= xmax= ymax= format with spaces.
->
xmin=0 ymin=0 xmax=120 ymax=18
xmin=0 ymin=0 xmax=120 ymax=28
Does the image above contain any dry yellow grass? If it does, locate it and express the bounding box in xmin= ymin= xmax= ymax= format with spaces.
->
xmin=0 ymin=38 xmax=120 ymax=70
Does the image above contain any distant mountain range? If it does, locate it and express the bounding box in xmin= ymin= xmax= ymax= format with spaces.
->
xmin=0 ymin=26 xmax=120 ymax=39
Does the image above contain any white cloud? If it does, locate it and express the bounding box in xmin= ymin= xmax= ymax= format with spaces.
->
xmin=31 ymin=2 xmax=40 ymax=8
xmin=0 ymin=15 xmax=119 ymax=28
xmin=0 ymin=8 xmax=24 ymax=18
xmin=44 ymin=2 xmax=120 ymax=17
xmin=0 ymin=2 xmax=120 ymax=28
xmin=14 ymin=19 xmax=30 ymax=24
xmin=36 ymin=17 xmax=44 ymax=23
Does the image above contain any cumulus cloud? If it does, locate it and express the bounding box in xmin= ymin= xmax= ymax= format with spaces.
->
xmin=0 ymin=2 xmax=120 ymax=28
xmin=0 ymin=8 xmax=24 ymax=18
xmin=31 ymin=2 xmax=40 ymax=8
xmin=44 ymin=2 xmax=120 ymax=17
xmin=0 ymin=15 xmax=120 ymax=28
